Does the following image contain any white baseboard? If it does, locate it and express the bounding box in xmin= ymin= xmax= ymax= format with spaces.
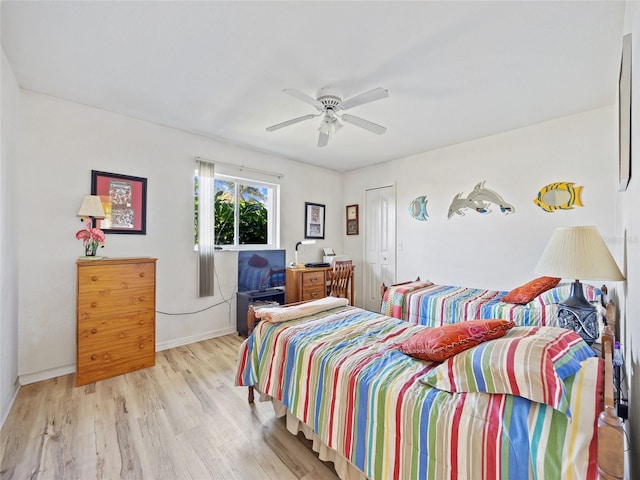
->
xmin=16 ymin=327 xmax=238 ymax=387
xmin=156 ymin=326 xmax=237 ymax=351
xmin=19 ymin=364 xmax=76 ymax=386
xmin=1 ymin=383 xmax=20 ymax=428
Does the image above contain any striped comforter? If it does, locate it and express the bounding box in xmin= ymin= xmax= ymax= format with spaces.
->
xmin=380 ymin=280 xmax=433 ymax=319
xmin=382 ymin=282 xmax=601 ymax=327
xmin=235 ymin=306 xmax=602 ymax=480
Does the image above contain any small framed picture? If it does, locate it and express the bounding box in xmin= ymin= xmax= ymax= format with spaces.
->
xmin=91 ymin=170 xmax=147 ymax=234
xmin=305 ymin=202 xmax=325 ymax=239
xmin=346 ymin=204 xmax=359 ymax=235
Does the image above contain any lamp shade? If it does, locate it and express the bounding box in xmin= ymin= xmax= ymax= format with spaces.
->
xmin=77 ymin=195 xmax=106 ymax=219
xmin=534 ymin=226 xmax=624 ymax=281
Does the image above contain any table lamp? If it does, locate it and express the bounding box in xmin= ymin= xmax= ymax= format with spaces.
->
xmin=77 ymin=195 xmax=106 ymax=222
xmin=295 ymin=239 xmax=316 ymax=266
xmin=534 ymin=226 xmax=625 ymax=344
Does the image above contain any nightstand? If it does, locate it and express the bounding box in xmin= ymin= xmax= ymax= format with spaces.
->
xmin=285 ymin=266 xmax=331 ymax=303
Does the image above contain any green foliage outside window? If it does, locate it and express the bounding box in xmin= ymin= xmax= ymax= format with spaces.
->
xmin=194 ymin=175 xmax=269 ymax=246
xmin=215 ymin=194 xmax=267 ymax=245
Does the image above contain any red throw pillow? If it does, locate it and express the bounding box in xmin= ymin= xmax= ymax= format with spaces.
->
xmin=399 ymin=319 xmax=515 ymax=362
xmin=502 ymin=276 xmax=561 ymax=304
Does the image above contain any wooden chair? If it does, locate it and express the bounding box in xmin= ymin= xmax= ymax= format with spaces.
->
xmin=334 ymin=260 xmax=352 ymax=268
xmin=327 ymin=262 xmax=355 ymax=304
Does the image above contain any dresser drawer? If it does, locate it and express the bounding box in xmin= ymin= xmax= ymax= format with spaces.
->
xmin=78 ymin=262 xmax=155 ymax=294
xmin=78 ymin=311 xmax=154 ymax=346
xmin=77 ymin=330 xmax=154 ymax=363
xmin=76 ymin=338 xmax=155 ymax=386
xmin=78 ymin=286 xmax=154 ymax=320
xmin=302 ymin=271 xmax=325 ymax=287
xmin=301 ymin=285 xmax=325 ymax=301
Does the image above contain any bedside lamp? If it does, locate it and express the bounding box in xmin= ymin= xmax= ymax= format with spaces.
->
xmin=295 ymin=239 xmax=316 ymax=266
xmin=77 ymin=195 xmax=106 ymax=222
xmin=535 ymin=226 xmax=625 ymax=344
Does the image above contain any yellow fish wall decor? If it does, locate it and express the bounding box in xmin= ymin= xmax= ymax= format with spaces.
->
xmin=533 ymin=182 xmax=584 ymax=212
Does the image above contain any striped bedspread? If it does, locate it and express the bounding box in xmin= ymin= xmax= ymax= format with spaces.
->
xmin=380 ymin=280 xmax=433 ymax=319
xmin=235 ymin=306 xmax=602 ymax=480
xmin=384 ymin=282 xmax=601 ymax=327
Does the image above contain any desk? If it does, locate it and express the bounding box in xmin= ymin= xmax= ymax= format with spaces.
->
xmin=286 ymin=266 xmax=330 ymax=303
xmin=286 ymin=266 xmax=355 ymax=305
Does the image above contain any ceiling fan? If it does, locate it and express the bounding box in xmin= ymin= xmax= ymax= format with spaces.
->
xmin=266 ymin=86 xmax=389 ymax=147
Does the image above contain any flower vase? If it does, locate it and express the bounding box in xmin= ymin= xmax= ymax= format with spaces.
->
xmin=85 ymin=242 xmax=98 ymax=257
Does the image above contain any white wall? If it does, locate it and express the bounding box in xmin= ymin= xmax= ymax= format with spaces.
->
xmin=1 ymin=48 xmax=20 ymax=425
xmin=618 ymin=3 xmax=640 ymax=478
xmin=15 ymin=90 xmax=343 ymax=383
xmin=345 ymin=106 xmax=619 ymax=295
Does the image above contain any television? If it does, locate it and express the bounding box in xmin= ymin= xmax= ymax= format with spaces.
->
xmin=237 ymin=249 xmax=287 ymax=293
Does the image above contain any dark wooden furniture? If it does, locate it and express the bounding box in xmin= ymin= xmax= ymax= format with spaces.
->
xmin=236 ymin=288 xmax=285 ymax=336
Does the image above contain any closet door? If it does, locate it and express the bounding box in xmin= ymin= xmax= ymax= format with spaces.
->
xmin=363 ymin=185 xmax=396 ymax=312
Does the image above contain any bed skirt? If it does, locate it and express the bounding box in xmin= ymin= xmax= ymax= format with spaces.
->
xmin=261 ymin=392 xmax=369 ymax=480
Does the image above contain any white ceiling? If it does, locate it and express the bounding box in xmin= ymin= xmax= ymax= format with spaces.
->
xmin=1 ymin=1 xmax=626 ymax=172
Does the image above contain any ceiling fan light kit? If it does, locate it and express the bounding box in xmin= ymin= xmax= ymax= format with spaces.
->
xmin=267 ymin=86 xmax=389 ymax=147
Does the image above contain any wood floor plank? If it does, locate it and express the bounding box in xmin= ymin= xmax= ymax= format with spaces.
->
xmin=0 ymin=334 xmax=339 ymax=480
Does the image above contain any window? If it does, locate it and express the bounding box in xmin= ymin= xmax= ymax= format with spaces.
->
xmin=195 ymin=171 xmax=279 ymax=249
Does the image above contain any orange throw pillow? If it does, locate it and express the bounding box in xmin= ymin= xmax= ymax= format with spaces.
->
xmin=502 ymin=276 xmax=561 ymax=304
xmin=399 ymin=319 xmax=515 ymax=362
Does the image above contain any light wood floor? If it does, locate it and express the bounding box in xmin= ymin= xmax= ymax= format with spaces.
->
xmin=0 ymin=334 xmax=339 ymax=480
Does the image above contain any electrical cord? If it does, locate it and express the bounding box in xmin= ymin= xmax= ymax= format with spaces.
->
xmin=155 ymin=297 xmax=234 ymax=316
xmin=156 ymin=265 xmax=237 ymax=325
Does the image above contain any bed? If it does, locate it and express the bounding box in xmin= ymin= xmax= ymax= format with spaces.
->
xmin=380 ymin=278 xmax=602 ymax=329
xmin=235 ymin=298 xmax=623 ymax=480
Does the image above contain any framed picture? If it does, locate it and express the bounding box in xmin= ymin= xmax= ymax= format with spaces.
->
xmin=91 ymin=170 xmax=147 ymax=234
xmin=346 ymin=204 xmax=359 ymax=235
xmin=304 ymin=202 xmax=325 ymax=239
xmin=619 ymin=33 xmax=632 ymax=192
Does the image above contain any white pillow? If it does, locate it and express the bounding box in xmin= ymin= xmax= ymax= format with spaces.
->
xmin=255 ymin=296 xmax=349 ymax=323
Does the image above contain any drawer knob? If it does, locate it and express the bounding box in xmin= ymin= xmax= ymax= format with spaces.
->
xmin=91 ymin=354 xmax=97 ymax=361
xmin=91 ymin=302 xmax=97 ymax=308
xmin=91 ymin=328 xmax=97 ymax=334
xmin=91 ymin=276 xmax=98 ymax=281
xmin=139 ymin=320 xmax=145 ymax=325
xmin=139 ymin=272 xmax=145 ymax=277
xmin=310 ymin=278 xmax=318 ymax=283
xmin=119 ymin=332 xmax=126 ymax=339
xmin=139 ymin=343 xmax=145 ymax=349
xmin=138 ymin=296 xmax=144 ymax=302
xmin=311 ymin=292 xmax=319 ymax=298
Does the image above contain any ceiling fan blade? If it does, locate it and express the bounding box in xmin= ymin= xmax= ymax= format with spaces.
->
xmin=318 ymin=131 xmax=329 ymax=147
xmin=266 ymin=114 xmax=318 ymax=132
xmin=340 ymin=114 xmax=387 ymax=135
xmin=283 ymin=88 xmax=324 ymax=110
xmin=341 ymin=87 xmax=389 ymax=110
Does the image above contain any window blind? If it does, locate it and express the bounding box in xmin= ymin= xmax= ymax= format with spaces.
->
xmin=197 ymin=159 xmax=216 ymax=297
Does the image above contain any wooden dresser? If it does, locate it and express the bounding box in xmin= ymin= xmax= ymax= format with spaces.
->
xmin=285 ymin=266 xmax=331 ymax=304
xmin=76 ymin=257 xmax=157 ymax=386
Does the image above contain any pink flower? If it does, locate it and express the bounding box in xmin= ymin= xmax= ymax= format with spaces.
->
xmin=76 ymin=218 xmax=106 ymax=248
xmin=90 ymin=228 xmax=105 ymax=244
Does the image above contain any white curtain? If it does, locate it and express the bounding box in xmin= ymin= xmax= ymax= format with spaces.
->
xmin=197 ymin=160 xmax=216 ymax=297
